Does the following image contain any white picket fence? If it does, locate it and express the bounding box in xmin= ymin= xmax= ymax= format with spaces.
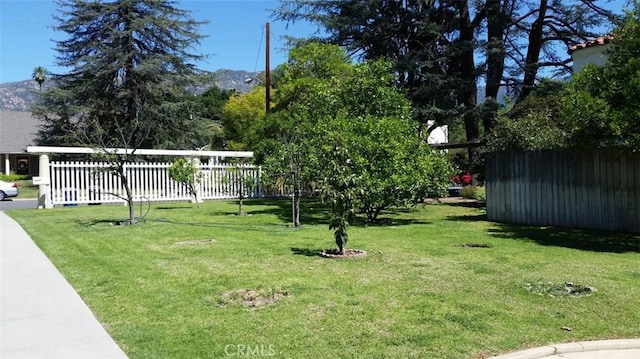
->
xmin=49 ymin=161 xmax=262 ymax=205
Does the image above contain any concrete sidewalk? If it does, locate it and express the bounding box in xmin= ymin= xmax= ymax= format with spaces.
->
xmin=0 ymin=211 xmax=127 ymax=359
xmin=492 ymin=339 xmax=640 ymax=358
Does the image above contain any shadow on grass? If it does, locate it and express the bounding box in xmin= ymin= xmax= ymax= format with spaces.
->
xmin=155 ymin=206 xmax=194 ymax=210
xmin=445 ymin=213 xmax=487 ymax=222
xmin=247 ymin=198 xmax=330 ymax=225
xmin=146 ymin=218 xmax=292 ymax=233
xmin=489 ymin=224 xmax=640 ymax=253
xmin=249 ymin=198 xmax=431 ymax=227
xmin=290 ymin=247 xmax=322 ymax=257
xmin=439 ymin=201 xmax=486 ymax=209
xmin=80 ymin=219 xmax=128 ymax=227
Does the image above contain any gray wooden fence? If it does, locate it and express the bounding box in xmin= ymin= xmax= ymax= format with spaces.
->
xmin=485 ymin=149 xmax=640 ymax=233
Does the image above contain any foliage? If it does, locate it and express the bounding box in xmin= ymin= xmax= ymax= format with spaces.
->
xmin=460 ymin=185 xmax=479 ymax=200
xmin=191 ymin=86 xmax=235 ymax=149
xmin=31 ymin=66 xmax=48 ymax=91
xmin=255 ymin=43 xmax=353 ymax=228
xmin=561 ymin=6 xmax=640 ymax=150
xmin=316 ymin=114 xmax=453 ymax=223
xmin=257 ymin=43 xmax=452 ymax=237
xmin=273 ymin=0 xmax=619 ymax=153
xmin=317 ymin=141 xmax=359 ymax=254
xmin=168 ymin=158 xmax=201 ymax=208
xmin=32 ymin=0 xmax=209 ymax=224
xmin=221 ymin=87 xmax=267 ymax=150
xmin=0 ymin=174 xmax=32 ymax=181
xmin=222 ymin=165 xmax=256 ymax=216
xmin=487 ymin=109 xmax=569 ymax=152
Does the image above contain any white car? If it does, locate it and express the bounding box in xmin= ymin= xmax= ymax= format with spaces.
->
xmin=0 ymin=180 xmax=19 ymax=200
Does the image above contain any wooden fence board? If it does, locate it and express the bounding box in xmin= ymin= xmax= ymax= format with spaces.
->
xmin=486 ymin=149 xmax=640 ymax=233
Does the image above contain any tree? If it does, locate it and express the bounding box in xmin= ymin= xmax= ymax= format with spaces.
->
xmin=191 ymin=86 xmax=235 ymax=150
xmin=224 ymin=165 xmax=256 ymax=216
xmin=318 ymin=136 xmax=358 ymax=255
xmin=560 ymin=4 xmax=640 ymax=149
xmin=257 ymin=42 xmax=453 ymax=244
xmin=504 ymin=0 xmax=618 ymax=101
xmin=274 ymin=0 xmax=620 ymax=150
xmin=221 ymin=87 xmax=267 ymax=150
xmin=168 ymin=158 xmax=201 ymax=208
xmin=34 ymin=0 xmax=209 ymax=224
xmin=32 ymin=66 xmax=48 ymax=91
xmin=255 ymin=43 xmax=352 ymax=228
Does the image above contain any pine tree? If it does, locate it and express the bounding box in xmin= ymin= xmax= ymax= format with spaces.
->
xmin=35 ymin=0 xmax=211 ymax=224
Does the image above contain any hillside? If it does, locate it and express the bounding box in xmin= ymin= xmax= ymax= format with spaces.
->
xmin=0 ymin=69 xmax=258 ymax=111
xmin=1 ymin=70 xmax=509 ymax=112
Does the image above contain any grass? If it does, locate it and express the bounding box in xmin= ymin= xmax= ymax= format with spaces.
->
xmin=15 ymin=179 xmax=38 ymax=198
xmin=6 ymin=199 xmax=640 ymax=359
xmin=0 ymin=174 xmax=38 ymax=199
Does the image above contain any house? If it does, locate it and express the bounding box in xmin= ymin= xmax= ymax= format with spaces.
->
xmin=0 ymin=111 xmax=41 ymax=175
xmin=570 ymin=35 xmax=613 ymax=73
xmin=426 ymin=120 xmax=448 ymax=146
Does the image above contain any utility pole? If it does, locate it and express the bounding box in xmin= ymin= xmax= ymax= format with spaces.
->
xmin=265 ymin=22 xmax=271 ymax=113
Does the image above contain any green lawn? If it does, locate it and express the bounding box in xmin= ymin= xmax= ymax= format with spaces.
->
xmin=6 ymin=199 xmax=640 ymax=359
xmin=16 ymin=179 xmax=39 ymax=198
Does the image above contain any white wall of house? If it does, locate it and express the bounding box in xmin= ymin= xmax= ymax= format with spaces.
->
xmin=572 ymin=43 xmax=611 ymax=73
xmin=426 ymin=120 xmax=448 ymax=145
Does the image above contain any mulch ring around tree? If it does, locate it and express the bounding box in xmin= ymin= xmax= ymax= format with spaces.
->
xmin=319 ymin=248 xmax=367 ymax=259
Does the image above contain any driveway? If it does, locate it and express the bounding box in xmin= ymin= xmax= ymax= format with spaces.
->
xmin=0 ymin=199 xmax=38 ymax=211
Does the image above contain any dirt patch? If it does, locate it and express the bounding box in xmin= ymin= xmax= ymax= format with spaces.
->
xmin=319 ymin=248 xmax=367 ymax=259
xmin=457 ymin=243 xmax=492 ymax=248
xmin=174 ymin=239 xmax=215 ymax=246
xmin=524 ymin=282 xmax=597 ymax=297
xmin=219 ymin=289 xmax=290 ymax=308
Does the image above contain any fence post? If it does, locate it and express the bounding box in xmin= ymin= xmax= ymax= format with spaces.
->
xmin=37 ymin=154 xmax=53 ymax=209
xmin=190 ymin=156 xmax=203 ymax=204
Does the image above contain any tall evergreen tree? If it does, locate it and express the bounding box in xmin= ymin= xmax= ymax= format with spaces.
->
xmin=38 ymin=0 xmax=210 ymax=150
xmin=34 ymin=0 xmax=210 ymax=224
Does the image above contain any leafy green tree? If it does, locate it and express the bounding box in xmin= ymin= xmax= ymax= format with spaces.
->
xmin=318 ymin=136 xmax=359 ymax=255
xmin=315 ymin=114 xmax=452 ymax=223
xmin=222 ymin=87 xmax=268 ymax=150
xmin=191 ymin=86 xmax=235 ymax=149
xmin=487 ymin=79 xmax=568 ymax=152
xmin=34 ymin=0 xmax=209 ymax=224
xmin=223 ymin=165 xmax=256 ymax=216
xmin=256 ymin=43 xmax=351 ymax=228
xmin=559 ymin=5 xmax=640 ymax=150
xmin=258 ymin=42 xmax=453 ymax=241
xmin=168 ymin=158 xmax=201 ymax=208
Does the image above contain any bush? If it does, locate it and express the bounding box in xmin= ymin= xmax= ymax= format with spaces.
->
xmin=0 ymin=174 xmax=32 ymax=181
xmin=460 ymin=185 xmax=478 ymax=199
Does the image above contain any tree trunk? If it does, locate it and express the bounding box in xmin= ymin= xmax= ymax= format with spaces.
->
xmin=521 ymin=0 xmax=547 ymax=101
xmin=118 ymin=165 xmax=136 ymax=225
xmin=484 ymin=0 xmax=507 ymax=135
xmin=293 ymin=186 xmax=301 ymax=227
xmin=238 ymin=179 xmax=245 ymax=216
xmin=457 ymin=1 xmax=479 ymax=169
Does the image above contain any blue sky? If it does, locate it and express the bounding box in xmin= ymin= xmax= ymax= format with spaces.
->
xmin=0 ymin=0 xmax=321 ymax=83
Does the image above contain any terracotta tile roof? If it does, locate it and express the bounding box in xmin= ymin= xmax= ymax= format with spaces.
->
xmin=570 ymin=35 xmax=614 ymax=53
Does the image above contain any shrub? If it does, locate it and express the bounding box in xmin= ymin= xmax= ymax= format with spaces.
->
xmin=460 ymin=185 xmax=478 ymax=199
xmin=0 ymin=174 xmax=32 ymax=181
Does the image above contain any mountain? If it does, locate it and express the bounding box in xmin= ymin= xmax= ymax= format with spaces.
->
xmin=0 ymin=69 xmax=258 ymax=111
xmin=1 ymin=70 xmax=511 ymax=112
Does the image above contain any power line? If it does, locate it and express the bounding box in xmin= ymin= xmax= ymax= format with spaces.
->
xmin=253 ymin=24 xmax=265 ymax=73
